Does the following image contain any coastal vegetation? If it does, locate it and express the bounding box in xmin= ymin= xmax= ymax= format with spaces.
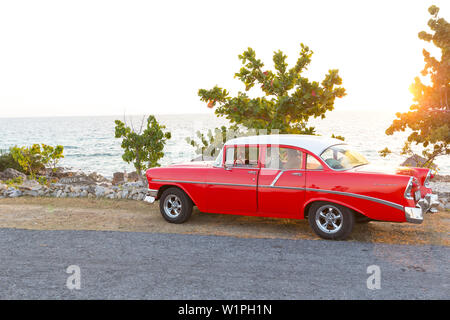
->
xmin=189 ymin=43 xmax=346 ymax=158
xmin=199 ymin=43 xmax=346 ymax=134
xmin=0 ymin=150 xmax=23 ymax=173
xmin=8 ymin=144 xmax=64 ymax=179
xmin=382 ymin=5 xmax=449 ymax=169
xmin=115 ymin=115 xmax=171 ymax=179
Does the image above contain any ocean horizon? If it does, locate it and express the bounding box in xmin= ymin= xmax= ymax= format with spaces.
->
xmin=1 ymin=110 xmax=449 ymax=177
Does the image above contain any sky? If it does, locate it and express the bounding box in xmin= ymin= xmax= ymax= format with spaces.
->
xmin=0 ymin=0 xmax=448 ymax=118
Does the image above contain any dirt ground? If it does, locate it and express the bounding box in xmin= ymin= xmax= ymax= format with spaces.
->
xmin=0 ymin=197 xmax=448 ymax=246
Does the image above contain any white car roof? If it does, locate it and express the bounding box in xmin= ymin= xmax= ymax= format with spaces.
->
xmin=224 ymin=134 xmax=345 ymax=156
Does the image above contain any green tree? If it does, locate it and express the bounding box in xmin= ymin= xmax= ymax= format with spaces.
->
xmin=0 ymin=150 xmax=23 ymax=173
xmin=10 ymin=144 xmax=64 ymax=179
xmin=41 ymin=144 xmax=64 ymax=175
xmin=115 ymin=115 xmax=171 ymax=178
xmin=385 ymin=5 xmax=449 ymax=167
xmin=198 ymin=43 xmax=346 ymax=135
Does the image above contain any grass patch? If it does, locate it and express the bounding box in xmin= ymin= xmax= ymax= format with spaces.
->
xmin=0 ymin=197 xmax=448 ymax=246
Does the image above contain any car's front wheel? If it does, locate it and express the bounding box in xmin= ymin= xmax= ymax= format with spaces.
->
xmin=308 ymin=202 xmax=354 ymax=240
xmin=159 ymin=187 xmax=193 ymax=224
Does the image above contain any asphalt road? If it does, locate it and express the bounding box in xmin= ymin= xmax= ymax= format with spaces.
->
xmin=0 ymin=228 xmax=448 ymax=299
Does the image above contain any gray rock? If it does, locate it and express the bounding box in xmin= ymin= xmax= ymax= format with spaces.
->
xmin=112 ymin=172 xmax=126 ymax=185
xmin=0 ymin=168 xmax=26 ymax=181
xmin=59 ymin=175 xmax=97 ymax=186
xmin=124 ymin=181 xmax=144 ymax=188
xmin=18 ymin=180 xmax=42 ymax=191
xmin=126 ymin=171 xmax=140 ymax=182
xmin=7 ymin=189 xmax=22 ymax=198
xmin=88 ymin=172 xmax=109 ymax=183
xmin=401 ymin=154 xmax=438 ymax=170
xmin=95 ymin=186 xmax=105 ymax=197
xmin=23 ymin=190 xmax=39 ymax=197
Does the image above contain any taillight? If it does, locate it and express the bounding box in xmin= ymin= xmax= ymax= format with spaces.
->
xmin=405 ymin=177 xmax=416 ymax=200
xmin=424 ymin=170 xmax=431 ymax=188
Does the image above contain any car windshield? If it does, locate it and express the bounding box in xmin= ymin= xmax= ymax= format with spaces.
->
xmin=214 ymin=148 xmax=224 ymax=167
xmin=320 ymin=145 xmax=369 ymax=170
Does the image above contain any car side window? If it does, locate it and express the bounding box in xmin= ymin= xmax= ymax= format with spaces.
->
xmin=225 ymin=146 xmax=259 ymax=168
xmin=306 ymin=154 xmax=323 ymax=170
xmin=266 ymin=147 xmax=303 ymax=170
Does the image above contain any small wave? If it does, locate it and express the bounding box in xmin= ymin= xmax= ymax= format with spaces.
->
xmin=67 ymin=153 xmax=119 ymax=158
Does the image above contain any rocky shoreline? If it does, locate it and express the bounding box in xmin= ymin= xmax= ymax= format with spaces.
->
xmin=0 ymin=168 xmax=449 ymax=211
xmin=0 ymin=168 xmax=150 ymax=202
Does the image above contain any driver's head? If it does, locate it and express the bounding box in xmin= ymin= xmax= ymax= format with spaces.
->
xmin=286 ymin=149 xmax=301 ymax=168
xmin=287 ymin=149 xmax=300 ymax=160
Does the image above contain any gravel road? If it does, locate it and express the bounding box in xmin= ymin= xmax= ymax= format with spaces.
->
xmin=0 ymin=228 xmax=448 ymax=299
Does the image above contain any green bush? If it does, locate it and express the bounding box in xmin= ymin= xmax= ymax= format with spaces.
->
xmin=9 ymin=144 xmax=64 ymax=179
xmin=0 ymin=150 xmax=24 ymax=173
xmin=115 ymin=115 xmax=171 ymax=178
xmin=4 ymin=176 xmax=23 ymax=187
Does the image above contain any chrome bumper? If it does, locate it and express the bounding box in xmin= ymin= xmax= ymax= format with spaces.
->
xmin=144 ymin=188 xmax=158 ymax=203
xmin=424 ymin=193 xmax=439 ymax=213
xmin=148 ymin=188 xmax=158 ymax=197
xmin=404 ymin=193 xmax=439 ymax=224
xmin=405 ymin=206 xmax=424 ymax=224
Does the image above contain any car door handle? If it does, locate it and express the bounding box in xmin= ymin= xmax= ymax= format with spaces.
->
xmin=291 ymin=172 xmax=303 ymax=176
xmin=248 ymin=170 xmax=258 ymax=174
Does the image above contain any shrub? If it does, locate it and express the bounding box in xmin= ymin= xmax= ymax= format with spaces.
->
xmin=0 ymin=150 xmax=24 ymax=173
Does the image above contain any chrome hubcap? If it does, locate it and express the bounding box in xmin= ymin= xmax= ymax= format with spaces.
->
xmin=163 ymin=195 xmax=182 ymax=218
xmin=315 ymin=205 xmax=343 ymax=234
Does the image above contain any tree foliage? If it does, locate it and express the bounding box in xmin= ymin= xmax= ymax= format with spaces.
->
xmin=115 ymin=115 xmax=171 ymax=177
xmin=386 ymin=5 xmax=450 ymax=167
xmin=186 ymin=126 xmax=229 ymax=160
xmin=198 ymin=44 xmax=346 ymax=135
xmin=10 ymin=144 xmax=64 ymax=178
xmin=0 ymin=150 xmax=23 ymax=173
xmin=41 ymin=144 xmax=64 ymax=174
xmin=186 ymin=125 xmax=250 ymax=159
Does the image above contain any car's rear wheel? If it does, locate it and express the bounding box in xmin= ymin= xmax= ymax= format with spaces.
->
xmin=159 ymin=187 xmax=193 ymax=224
xmin=308 ymin=202 xmax=354 ymax=240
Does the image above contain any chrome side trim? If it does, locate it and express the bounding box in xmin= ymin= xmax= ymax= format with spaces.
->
xmin=153 ymin=179 xmax=203 ymax=184
xmin=152 ymin=179 xmax=255 ymax=188
xmin=153 ymin=179 xmax=404 ymax=211
xmin=258 ymin=185 xmax=404 ymax=211
xmin=270 ymin=171 xmax=284 ymax=186
xmin=304 ymin=187 xmax=404 ymax=211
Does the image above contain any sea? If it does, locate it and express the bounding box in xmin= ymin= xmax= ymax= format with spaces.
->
xmin=0 ymin=110 xmax=449 ymax=177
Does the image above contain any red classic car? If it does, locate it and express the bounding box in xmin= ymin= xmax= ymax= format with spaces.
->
xmin=145 ymin=135 xmax=439 ymax=240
